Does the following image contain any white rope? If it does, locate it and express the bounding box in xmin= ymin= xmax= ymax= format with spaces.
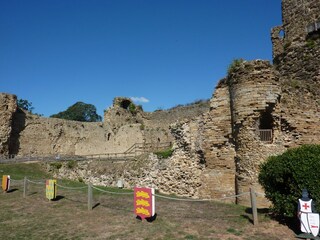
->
xmin=27 ymin=179 xmax=45 ymax=185
xmin=153 ymin=193 xmax=211 ymax=202
xmin=218 ymin=192 xmax=250 ymax=200
xmin=10 ymin=179 xmax=24 ymax=183
xmin=255 ymin=192 xmax=265 ymax=197
xmin=92 ymin=186 xmax=134 ymax=195
xmin=56 ymin=184 xmax=87 ymax=190
xmin=153 ymin=192 xmax=250 ymax=202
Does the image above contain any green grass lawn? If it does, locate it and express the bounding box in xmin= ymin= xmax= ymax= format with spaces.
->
xmin=0 ymin=162 xmax=294 ymax=239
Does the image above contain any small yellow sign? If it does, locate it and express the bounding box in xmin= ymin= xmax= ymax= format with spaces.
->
xmin=46 ymin=179 xmax=57 ymax=200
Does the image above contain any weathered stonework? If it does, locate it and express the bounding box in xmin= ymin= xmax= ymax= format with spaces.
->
xmin=166 ymin=0 xmax=320 ymax=206
xmin=1 ymin=0 xmax=320 ymax=207
xmin=1 ymin=95 xmax=207 ymax=157
xmin=0 ymin=93 xmax=17 ymax=155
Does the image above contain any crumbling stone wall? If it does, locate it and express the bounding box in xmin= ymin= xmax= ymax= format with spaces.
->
xmin=227 ymin=60 xmax=284 ymax=206
xmin=1 ymin=0 xmax=320 ymax=208
xmin=282 ymin=0 xmax=320 ymax=45
xmin=0 ymin=95 xmax=207 ymax=157
xmin=10 ymin=110 xmax=146 ymax=156
xmin=0 ymin=93 xmax=17 ymax=155
xmin=199 ymin=79 xmax=235 ymax=201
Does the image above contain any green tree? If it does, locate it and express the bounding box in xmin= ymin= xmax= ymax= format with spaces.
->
xmin=50 ymin=102 xmax=102 ymax=122
xmin=17 ymin=99 xmax=34 ymax=113
xmin=259 ymin=144 xmax=320 ymax=217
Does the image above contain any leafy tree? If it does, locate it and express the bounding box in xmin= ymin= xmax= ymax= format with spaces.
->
xmin=258 ymin=144 xmax=320 ymax=217
xmin=50 ymin=102 xmax=102 ymax=122
xmin=17 ymin=99 xmax=34 ymax=113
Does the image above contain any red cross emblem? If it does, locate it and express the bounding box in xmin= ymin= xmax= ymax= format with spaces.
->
xmin=303 ymin=203 xmax=310 ymax=210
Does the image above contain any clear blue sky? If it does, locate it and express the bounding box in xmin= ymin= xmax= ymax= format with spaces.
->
xmin=0 ymin=0 xmax=282 ymax=117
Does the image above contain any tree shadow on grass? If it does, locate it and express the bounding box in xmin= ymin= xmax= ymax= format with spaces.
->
xmin=245 ymin=207 xmax=299 ymax=234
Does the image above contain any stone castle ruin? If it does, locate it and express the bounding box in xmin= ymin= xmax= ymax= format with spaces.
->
xmin=1 ymin=0 xmax=319 ymax=207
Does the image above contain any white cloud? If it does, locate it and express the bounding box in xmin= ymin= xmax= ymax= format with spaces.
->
xmin=130 ymin=96 xmax=150 ymax=103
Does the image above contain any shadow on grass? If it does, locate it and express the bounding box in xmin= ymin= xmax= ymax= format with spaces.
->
xmin=245 ymin=207 xmax=299 ymax=234
xmin=135 ymin=213 xmax=157 ymax=223
xmin=93 ymin=203 xmax=100 ymax=209
xmin=6 ymin=188 xmax=19 ymax=193
xmin=28 ymin=191 xmax=39 ymax=196
xmin=52 ymin=195 xmax=65 ymax=201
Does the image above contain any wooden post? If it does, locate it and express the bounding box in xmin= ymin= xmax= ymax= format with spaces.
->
xmin=88 ymin=183 xmax=93 ymax=211
xmin=250 ymin=187 xmax=258 ymax=225
xmin=23 ymin=177 xmax=27 ymax=198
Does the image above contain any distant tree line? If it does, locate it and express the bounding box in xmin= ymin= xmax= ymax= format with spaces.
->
xmin=17 ymin=98 xmax=102 ymax=122
xmin=50 ymin=102 xmax=102 ymax=122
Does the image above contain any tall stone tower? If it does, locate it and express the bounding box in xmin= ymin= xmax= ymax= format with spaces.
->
xmin=271 ymin=0 xmax=320 ymax=146
xmin=272 ymin=0 xmax=320 ymax=65
xmin=232 ymin=0 xmax=320 ymax=206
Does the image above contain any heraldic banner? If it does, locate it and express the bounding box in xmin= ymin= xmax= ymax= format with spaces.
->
xmin=134 ymin=187 xmax=155 ymax=219
xmin=2 ymin=175 xmax=10 ymax=192
xmin=46 ymin=179 xmax=57 ymax=200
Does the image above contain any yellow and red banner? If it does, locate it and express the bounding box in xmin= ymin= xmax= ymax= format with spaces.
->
xmin=46 ymin=179 xmax=57 ymax=200
xmin=134 ymin=187 xmax=155 ymax=219
xmin=2 ymin=175 xmax=10 ymax=192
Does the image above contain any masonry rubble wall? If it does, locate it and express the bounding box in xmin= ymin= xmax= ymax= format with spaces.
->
xmin=227 ymin=60 xmax=285 ymax=206
xmin=1 ymin=0 xmax=320 ymax=208
xmin=0 ymin=93 xmax=17 ymax=155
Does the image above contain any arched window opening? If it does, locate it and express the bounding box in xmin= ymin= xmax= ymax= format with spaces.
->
xmin=120 ymin=100 xmax=132 ymax=110
xmin=279 ymin=29 xmax=285 ymax=39
xmin=258 ymin=111 xmax=273 ymax=143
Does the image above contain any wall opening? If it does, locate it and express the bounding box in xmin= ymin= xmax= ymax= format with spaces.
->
xmin=119 ymin=100 xmax=132 ymax=110
xmin=279 ymin=29 xmax=285 ymax=39
xmin=107 ymin=133 xmax=111 ymax=141
xmin=306 ymin=20 xmax=320 ymax=40
xmin=258 ymin=110 xmax=273 ymax=143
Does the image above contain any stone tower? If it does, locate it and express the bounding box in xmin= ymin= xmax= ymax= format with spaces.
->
xmin=227 ymin=60 xmax=283 ymax=206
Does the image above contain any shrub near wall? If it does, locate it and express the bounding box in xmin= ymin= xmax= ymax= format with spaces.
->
xmin=259 ymin=145 xmax=320 ymax=217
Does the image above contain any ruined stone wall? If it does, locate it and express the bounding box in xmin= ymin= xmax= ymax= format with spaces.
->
xmin=198 ymin=79 xmax=236 ymax=201
xmin=10 ymin=110 xmax=147 ymax=156
xmin=272 ymin=0 xmax=320 ymax=60
xmin=228 ymin=60 xmax=285 ymax=206
xmin=0 ymin=93 xmax=17 ymax=155
xmin=274 ymin=0 xmax=320 ymax=148
xmin=1 ymin=95 xmax=206 ymax=158
xmin=282 ymin=0 xmax=320 ymax=44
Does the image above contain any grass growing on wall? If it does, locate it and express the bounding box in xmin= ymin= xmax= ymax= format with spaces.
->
xmin=154 ymin=148 xmax=174 ymax=159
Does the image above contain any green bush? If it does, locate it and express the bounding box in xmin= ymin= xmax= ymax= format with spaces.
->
xmin=67 ymin=160 xmax=77 ymax=169
xmin=154 ymin=148 xmax=174 ymax=159
xmin=50 ymin=162 xmax=62 ymax=170
xmin=258 ymin=144 xmax=320 ymax=217
xmin=128 ymin=103 xmax=137 ymax=114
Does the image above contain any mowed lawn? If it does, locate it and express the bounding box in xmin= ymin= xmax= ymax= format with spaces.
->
xmin=0 ymin=163 xmax=294 ymax=240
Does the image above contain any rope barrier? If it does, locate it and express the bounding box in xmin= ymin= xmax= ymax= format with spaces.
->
xmin=92 ymin=186 xmax=134 ymax=195
xmin=10 ymin=179 xmax=24 ymax=183
xmin=153 ymin=191 xmax=250 ymax=202
xmin=218 ymin=192 xmax=250 ymax=200
xmin=56 ymin=184 xmax=87 ymax=190
xmin=255 ymin=192 xmax=265 ymax=197
xmin=4 ymin=176 xmax=255 ymax=205
xmin=27 ymin=179 xmax=45 ymax=185
xmin=153 ymin=193 xmax=211 ymax=202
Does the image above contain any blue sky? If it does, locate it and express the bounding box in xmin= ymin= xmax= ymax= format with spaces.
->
xmin=0 ymin=0 xmax=282 ymax=117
